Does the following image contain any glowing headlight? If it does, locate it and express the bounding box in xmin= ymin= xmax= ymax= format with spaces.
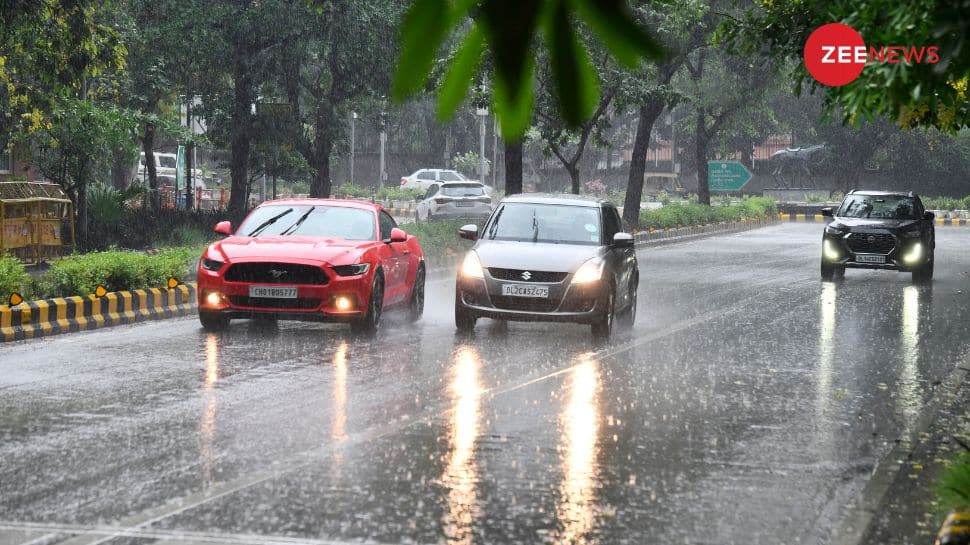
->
xmin=823 ymin=239 xmax=841 ymax=261
xmin=461 ymin=252 xmax=484 ymax=279
xmin=571 ymin=258 xmax=604 ymax=284
xmin=201 ymin=257 xmax=224 ymax=271
xmin=902 ymin=243 xmax=923 ymax=264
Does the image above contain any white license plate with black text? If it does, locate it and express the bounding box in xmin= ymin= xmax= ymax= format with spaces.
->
xmin=855 ymin=254 xmax=886 ymax=264
xmin=455 ymin=201 xmax=474 ymax=207
xmin=502 ymin=284 xmax=549 ymax=298
xmin=249 ymin=286 xmax=298 ymax=299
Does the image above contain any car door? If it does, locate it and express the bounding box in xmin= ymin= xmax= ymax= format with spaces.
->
xmin=379 ymin=211 xmax=410 ymax=303
xmin=419 ymin=184 xmax=439 ymax=220
xmin=603 ymin=206 xmax=635 ymax=307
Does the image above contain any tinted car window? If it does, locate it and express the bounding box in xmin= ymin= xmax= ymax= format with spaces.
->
xmin=238 ymin=205 xmax=376 ymax=240
xmin=838 ymin=195 xmax=920 ymax=219
xmin=440 ymin=184 xmax=485 ymax=197
xmin=439 ymin=171 xmax=464 ymax=181
xmin=603 ymin=206 xmax=622 ymax=242
xmin=484 ymin=203 xmax=601 ymax=245
xmin=417 ymin=171 xmax=436 ymax=180
xmin=423 ymin=184 xmax=439 ymax=200
xmin=379 ymin=211 xmax=396 ymax=240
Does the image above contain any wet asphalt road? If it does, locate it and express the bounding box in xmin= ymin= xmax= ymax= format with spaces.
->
xmin=2 ymin=223 xmax=970 ymax=545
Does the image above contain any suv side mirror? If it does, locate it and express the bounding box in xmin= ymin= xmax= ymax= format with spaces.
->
xmin=613 ymin=232 xmax=634 ymax=248
xmin=214 ymin=221 xmax=232 ymax=235
xmin=388 ymin=227 xmax=408 ymax=243
xmin=924 ymin=211 xmax=935 ymax=221
xmin=821 ymin=207 xmax=833 ymax=217
xmin=458 ymin=224 xmax=478 ymax=241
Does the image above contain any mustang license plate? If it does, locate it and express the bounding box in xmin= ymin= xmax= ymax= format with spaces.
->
xmin=249 ymin=286 xmax=298 ymax=299
xmin=502 ymin=284 xmax=549 ymax=298
xmin=855 ymin=254 xmax=886 ymax=264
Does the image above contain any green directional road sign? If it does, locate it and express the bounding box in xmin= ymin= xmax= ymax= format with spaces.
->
xmin=708 ymin=161 xmax=753 ymax=191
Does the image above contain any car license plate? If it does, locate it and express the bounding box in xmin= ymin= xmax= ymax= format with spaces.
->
xmin=502 ymin=284 xmax=549 ymax=298
xmin=455 ymin=201 xmax=473 ymax=207
xmin=249 ymin=286 xmax=297 ymax=299
xmin=856 ymin=254 xmax=886 ymax=264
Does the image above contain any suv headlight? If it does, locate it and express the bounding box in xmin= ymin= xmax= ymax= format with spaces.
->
xmin=461 ymin=252 xmax=484 ymax=279
xmin=201 ymin=257 xmax=224 ymax=271
xmin=332 ymin=263 xmax=370 ymax=276
xmin=572 ymin=258 xmax=604 ymax=284
xmin=824 ymin=225 xmax=846 ymax=235
xmin=900 ymin=226 xmax=922 ymax=238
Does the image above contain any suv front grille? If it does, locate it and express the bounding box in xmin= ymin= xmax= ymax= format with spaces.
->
xmin=229 ymin=296 xmax=321 ymax=310
xmin=488 ymin=268 xmax=569 ymax=283
xmin=225 ymin=263 xmax=328 ymax=285
xmin=490 ymin=295 xmax=561 ymax=312
xmin=846 ymin=233 xmax=895 ymax=254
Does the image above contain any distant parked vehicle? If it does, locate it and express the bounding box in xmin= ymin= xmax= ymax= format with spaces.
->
xmin=400 ymin=168 xmax=490 ymax=192
xmin=415 ymin=182 xmax=493 ymax=222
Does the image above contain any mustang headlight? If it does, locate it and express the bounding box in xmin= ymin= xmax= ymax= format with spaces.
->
xmin=571 ymin=258 xmax=605 ymax=284
xmin=899 ymin=226 xmax=922 ymax=238
xmin=201 ymin=257 xmax=224 ymax=271
xmin=824 ymin=225 xmax=846 ymax=235
xmin=461 ymin=252 xmax=484 ymax=279
xmin=332 ymin=263 xmax=370 ymax=276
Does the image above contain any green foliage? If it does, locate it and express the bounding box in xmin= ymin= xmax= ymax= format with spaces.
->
xmin=336 ymin=183 xmax=373 ymax=198
xmin=392 ymin=0 xmax=664 ymax=139
xmin=638 ymin=197 xmax=777 ymax=229
xmin=375 ymin=186 xmax=423 ymax=202
xmin=87 ymin=208 xmax=223 ymax=251
xmin=38 ymin=247 xmax=195 ymax=298
xmin=87 ymin=182 xmax=145 ymax=224
xmin=402 ymin=220 xmax=473 ymax=260
xmin=451 ymin=151 xmax=489 ymax=179
xmin=0 ymin=254 xmax=32 ymax=299
xmin=937 ymin=452 xmax=970 ymax=512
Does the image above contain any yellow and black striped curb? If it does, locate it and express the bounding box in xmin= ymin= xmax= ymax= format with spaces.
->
xmin=1 ymin=283 xmax=197 ymax=342
xmin=383 ymin=207 xmax=414 ymax=217
xmin=935 ymin=217 xmax=970 ymax=226
xmin=936 ymin=511 xmax=970 ymax=545
xmin=780 ymin=212 xmax=970 ymax=225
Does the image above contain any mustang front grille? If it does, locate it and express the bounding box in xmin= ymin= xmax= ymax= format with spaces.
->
xmin=225 ymin=263 xmax=329 ymax=285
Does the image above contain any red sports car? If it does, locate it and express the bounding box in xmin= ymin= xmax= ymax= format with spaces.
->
xmin=196 ymin=199 xmax=425 ymax=334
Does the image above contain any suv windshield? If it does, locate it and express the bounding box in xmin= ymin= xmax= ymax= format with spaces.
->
xmin=440 ymin=184 xmax=485 ymax=197
xmin=837 ymin=195 xmax=920 ymax=220
xmin=485 ymin=203 xmax=601 ymax=245
xmin=238 ymin=205 xmax=375 ymax=239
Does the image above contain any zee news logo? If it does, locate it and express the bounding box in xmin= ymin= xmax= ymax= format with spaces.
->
xmin=803 ymin=22 xmax=940 ymax=87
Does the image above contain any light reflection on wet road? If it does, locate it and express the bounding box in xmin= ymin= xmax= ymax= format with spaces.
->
xmin=1 ymin=223 xmax=969 ymax=545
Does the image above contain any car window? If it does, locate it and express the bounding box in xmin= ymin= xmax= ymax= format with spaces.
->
xmin=439 ymin=171 xmax=463 ymax=181
xmin=440 ymin=184 xmax=485 ymax=197
xmin=238 ymin=205 xmax=376 ymax=240
xmin=423 ymin=184 xmax=439 ymax=200
xmin=603 ymin=206 xmax=622 ymax=242
xmin=484 ymin=203 xmax=601 ymax=245
xmin=417 ymin=171 xmax=436 ymax=181
xmin=379 ymin=211 xmax=396 ymax=240
xmin=837 ymin=195 xmax=920 ymax=220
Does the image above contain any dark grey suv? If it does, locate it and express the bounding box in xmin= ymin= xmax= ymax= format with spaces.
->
xmin=820 ymin=190 xmax=935 ymax=282
xmin=454 ymin=193 xmax=639 ymax=339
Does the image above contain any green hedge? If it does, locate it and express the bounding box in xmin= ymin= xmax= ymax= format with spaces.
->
xmin=376 ymin=186 xmax=423 ymax=202
xmin=402 ymin=220 xmax=473 ymax=261
xmin=924 ymin=196 xmax=970 ymax=211
xmin=639 ymin=197 xmax=778 ymax=229
xmin=0 ymin=255 xmax=32 ymax=299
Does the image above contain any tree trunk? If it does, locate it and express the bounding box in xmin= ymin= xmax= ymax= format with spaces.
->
xmin=227 ymin=52 xmax=253 ymax=222
xmin=76 ymin=164 xmax=89 ymax=247
xmin=623 ymin=101 xmax=665 ymax=227
xmin=110 ymin=148 xmax=131 ymax=190
xmin=142 ymin=123 xmax=159 ymax=211
xmin=310 ymin=140 xmax=333 ymax=198
xmin=504 ymin=140 xmax=523 ymax=195
xmin=568 ymin=164 xmax=580 ymax=195
xmin=695 ymin=107 xmax=710 ymax=206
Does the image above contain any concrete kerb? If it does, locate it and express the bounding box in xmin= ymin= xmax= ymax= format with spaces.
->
xmin=0 ymin=283 xmax=196 ymax=343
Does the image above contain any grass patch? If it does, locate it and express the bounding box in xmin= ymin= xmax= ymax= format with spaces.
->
xmin=937 ymin=451 xmax=970 ymax=513
xmin=638 ymin=196 xmax=778 ymax=229
xmin=0 ymin=254 xmax=32 ymax=299
xmin=402 ymin=220 xmax=473 ymax=261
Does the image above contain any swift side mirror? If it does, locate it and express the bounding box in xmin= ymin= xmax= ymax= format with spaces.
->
xmin=458 ymin=224 xmax=478 ymax=241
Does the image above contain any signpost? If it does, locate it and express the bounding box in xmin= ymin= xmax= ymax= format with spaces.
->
xmin=708 ymin=161 xmax=753 ymax=191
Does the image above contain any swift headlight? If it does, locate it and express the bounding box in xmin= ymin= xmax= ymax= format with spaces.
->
xmin=571 ymin=258 xmax=605 ymax=284
xmin=201 ymin=257 xmax=224 ymax=271
xmin=902 ymin=243 xmax=924 ymax=264
xmin=332 ymin=263 xmax=370 ymax=276
xmin=822 ymin=239 xmax=841 ymax=261
xmin=460 ymin=252 xmax=484 ymax=279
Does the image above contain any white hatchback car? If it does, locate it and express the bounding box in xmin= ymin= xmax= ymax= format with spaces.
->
xmin=415 ymin=182 xmax=493 ymax=222
xmin=400 ymin=169 xmax=477 ymax=192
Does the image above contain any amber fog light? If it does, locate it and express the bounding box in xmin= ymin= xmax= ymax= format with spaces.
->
xmin=205 ymin=291 xmax=227 ymax=307
xmin=334 ymin=295 xmax=354 ymax=311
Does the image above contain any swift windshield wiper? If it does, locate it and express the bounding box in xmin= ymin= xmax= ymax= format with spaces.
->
xmin=280 ymin=206 xmax=315 ymax=236
xmin=487 ymin=207 xmax=504 ymax=239
xmin=247 ymin=208 xmax=293 ymax=237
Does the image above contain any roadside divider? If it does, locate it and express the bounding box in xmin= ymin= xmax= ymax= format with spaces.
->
xmin=779 ymin=212 xmax=829 ymax=222
xmin=1 ymin=283 xmax=196 ymax=342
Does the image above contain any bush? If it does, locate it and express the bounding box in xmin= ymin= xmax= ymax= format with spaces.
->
xmin=336 ymin=183 xmax=372 ymax=198
xmin=87 ymin=208 xmax=223 ymax=251
xmin=937 ymin=452 xmax=970 ymax=513
xmin=375 ymin=186 xmax=423 ymax=202
xmin=402 ymin=220 xmax=473 ymax=260
xmin=638 ymin=196 xmax=777 ymax=229
xmin=0 ymin=254 xmax=33 ymax=299
xmin=38 ymin=247 xmax=196 ymax=298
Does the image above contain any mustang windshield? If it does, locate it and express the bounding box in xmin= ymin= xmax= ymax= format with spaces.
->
xmin=485 ymin=203 xmax=602 ymax=245
xmin=837 ymin=195 xmax=920 ymax=220
xmin=238 ymin=205 xmax=376 ymax=240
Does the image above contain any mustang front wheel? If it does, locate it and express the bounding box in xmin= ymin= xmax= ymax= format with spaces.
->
xmin=351 ymin=271 xmax=384 ymax=335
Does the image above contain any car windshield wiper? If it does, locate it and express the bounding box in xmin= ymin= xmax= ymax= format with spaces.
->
xmin=280 ymin=206 xmax=315 ymax=236
xmin=531 ymin=210 xmax=539 ymax=242
xmin=487 ymin=207 xmax=504 ymax=239
xmin=247 ymin=208 xmax=293 ymax=237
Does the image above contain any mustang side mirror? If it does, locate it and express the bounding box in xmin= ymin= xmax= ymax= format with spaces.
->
xmin=458 ymin=224 xmax=478 ymax=241
xmin=821 ymin=207 xmax=833 ymax=217
xmin=613 ymin=232 xmax=634 ymax=248
xmin=924 ymin=211 xmax=935 ymax=221
xmin=214 ymin=221 xmax=232 ymax=235
xmin=388 ymin=227 xmax=408 ymax=243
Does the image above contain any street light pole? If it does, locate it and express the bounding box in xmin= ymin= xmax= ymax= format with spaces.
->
xmin=350 ymin=112 xmax=357 ymax=186
xmin=477 ymin=107 xmax=487 ymax=184
xmin=379 ymin=104 xmax=387 ymax=187
xmin=492 ymin=116 xmax=498 ymax=188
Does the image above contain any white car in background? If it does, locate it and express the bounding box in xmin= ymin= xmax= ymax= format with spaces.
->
xmin=401 ymin=168 xmax=494 ymax=193
xmin=415 ymin=182 xmax=493 ymax=222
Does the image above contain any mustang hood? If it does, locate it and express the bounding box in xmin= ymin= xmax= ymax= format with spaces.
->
xmin=210 ymin=236 xmax=369 ymax=264
xmin=473 ymin=240 xmax=602 ymax=272
xmin=832 ymin=218 xmax=920 ymax=230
